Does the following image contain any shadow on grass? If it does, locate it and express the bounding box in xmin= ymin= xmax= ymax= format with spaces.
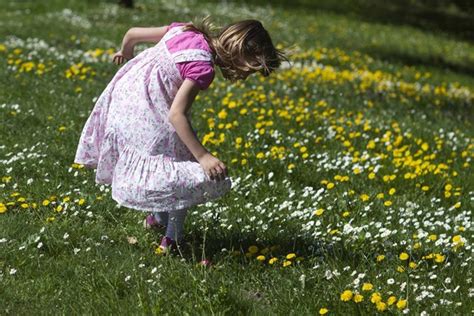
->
xmin=206 ymin=0 xmax=474 ymax=79
xmin=150 ymin=227 xmax=365 ymax=268
xmin=360 ymin=45 xmax=474 ymax=79
xmin=213 ymin=0 xmax=474 ymax=43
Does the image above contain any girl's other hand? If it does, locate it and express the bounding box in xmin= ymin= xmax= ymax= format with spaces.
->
xmin=112 ymin=50 xmax=131 ymax=65
xmin=198 ymin=152 xmax=228 ymax=181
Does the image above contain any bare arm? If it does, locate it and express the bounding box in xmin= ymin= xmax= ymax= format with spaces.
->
xmin=119 ymin=26 xmax=168 ymax=60
xmin=169 ymin=79 xmax=229 ymax=180
xmin=168 ymin=79 xmax=209 ymax=161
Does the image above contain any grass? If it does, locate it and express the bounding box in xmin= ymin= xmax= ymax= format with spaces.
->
xmin=1 ymin=0 xmax=473 ymax=314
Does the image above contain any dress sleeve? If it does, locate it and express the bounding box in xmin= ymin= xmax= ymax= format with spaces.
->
xmin=179 ymin=61 xmax=215 ymax=90
xmin=166 ymin=22 xmax=186 ymax=32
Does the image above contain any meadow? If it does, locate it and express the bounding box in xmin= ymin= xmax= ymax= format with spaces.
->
xmin=0 ymin=0 xmax=473 ymax=314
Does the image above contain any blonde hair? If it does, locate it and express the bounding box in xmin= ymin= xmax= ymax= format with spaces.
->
xmin=182 ymin=16 xmax=289 ymax=81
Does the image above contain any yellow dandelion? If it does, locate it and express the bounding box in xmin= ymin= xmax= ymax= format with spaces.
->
xmin=387 ymin=296 xmax=397 ymax=305
xmin=399 ymin=252 xmax=409 ymax=260
xmin=268 ymin=257 xmax=278 ymax=265
xmin=434 ymin=253 xmax=445 ymax=263
xmin=376 ymin=301 xmax=387 ymax=312
xmin=282 ymin=260 xmax=292 ymax=267
xmin=319 ymin=308 xmax=329 ymax=315
xmin=396 ymin=299 xmax=407 ymax=310
xmin=314 ymin=208 xmax=324 ymax=216
xmin=340 ymin=290 xmax=353 ymax=302
xmin=256 ymin=255 xmax=266 ymax=262
xmin=376 ymin=254 xmax=385 ymax=262
xmin=362 ymin=283 xmax=373 ymax=291
xmin=353 ymin=294 xmax=364 ymax=303
xmin=370 ymin=292 xmax=382 ymax=304
xmin=248 ymin=245 xmax=259 ymax=254
xmin=286 ymin=253 xmax=296 ymax=260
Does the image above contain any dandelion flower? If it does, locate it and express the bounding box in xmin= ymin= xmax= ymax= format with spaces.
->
xmin=399 ymin=252 xmax=409 ymax=260
xmin=362 ymin=283 xmax=373 ymax=291
xmin=409 ymin=262 xmax=418 ymax=269
xmin=248 ymin=245 xmax=259 ymax=254
xmin=396 ymin=299 xmax=407 ymax=309
xmin=319 ymin=308 xmax=329 ymax=315
xmin=434 ymin=253 xmax=445 ymax=263
xmin=340 ymin=290 xmax=353 ymax=301
xmin=268 ymin=257 xmax=278 ymax=265
xmin=314 ymin=208 xmax=324 ymax=216
xmin=387 ymin=296 xmax=397 ymax=305
xmin=376 ymin=301 xmax=387 ymax=311
xmin=353 ymin=294 xmax=364 ymax=303
xmin=286 ymin=253 xmax=296 ymax=260
xmin=370 ymin=292 xmax=382 ymax=304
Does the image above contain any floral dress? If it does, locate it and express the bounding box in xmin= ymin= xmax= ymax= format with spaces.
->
xmin=74 ymin=23 xmax=232 ymax=212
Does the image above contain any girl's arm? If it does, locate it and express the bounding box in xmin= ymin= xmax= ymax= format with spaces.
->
xmin=168 ymin=79 xmax=209 ymax=161
xmin=119 ymin=26 xmax=168 ymax=59
xmin=168 ymin=79 xmax=228 ymax=180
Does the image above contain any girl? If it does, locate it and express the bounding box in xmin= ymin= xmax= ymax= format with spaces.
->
xmin=74 ymin=16 xmax=287 ymax=254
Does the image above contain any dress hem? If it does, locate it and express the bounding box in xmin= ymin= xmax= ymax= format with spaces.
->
xmin=111 ymin=191 xmax=207 ymax=213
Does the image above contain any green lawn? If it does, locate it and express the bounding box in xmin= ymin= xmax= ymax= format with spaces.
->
xmin=1 ymin=0 xmax=473 ymax=314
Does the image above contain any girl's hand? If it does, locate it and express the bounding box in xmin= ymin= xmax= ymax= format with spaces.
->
xmin=112 ymin=50 xmax=132 ymax=65
xmin=198 ymin=152 xmax=228 ymax=181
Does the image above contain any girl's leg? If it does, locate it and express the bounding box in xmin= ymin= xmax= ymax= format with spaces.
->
xmin=153 ymin=211 xmax=169 ymax=226
xmin=165 ymin=208 xmax=188 ymax=242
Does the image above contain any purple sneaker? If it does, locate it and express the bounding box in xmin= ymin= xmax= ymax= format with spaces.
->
xmin=155 ymin=236 xmax=177 ymax=256
xmin=143 ymin=214 xmax=166 ymax=230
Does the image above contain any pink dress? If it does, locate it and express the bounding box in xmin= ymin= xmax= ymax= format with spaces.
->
xmin=74 ymin=22 xmax=232 ymax=212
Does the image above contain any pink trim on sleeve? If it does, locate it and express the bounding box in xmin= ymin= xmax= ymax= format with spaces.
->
xmin=164 ymin=22 xmax=215 ymax=90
